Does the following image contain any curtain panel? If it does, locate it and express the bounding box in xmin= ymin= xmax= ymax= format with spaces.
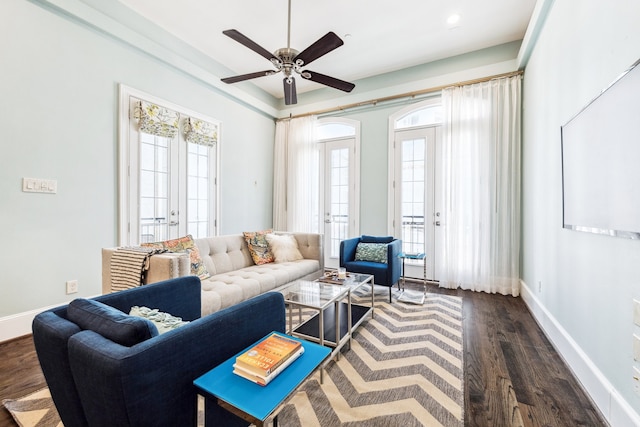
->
xmin=440 ymin=75 xmax=522 ymax=296
xmin=273 ymin=116 xmax=318 ymax=232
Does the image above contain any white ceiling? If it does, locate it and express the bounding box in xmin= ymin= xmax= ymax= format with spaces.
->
xmin=117 ymin=0 xmax=537 ymax=101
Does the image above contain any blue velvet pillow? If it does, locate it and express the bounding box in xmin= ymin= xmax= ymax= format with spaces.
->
xmin=67 ymin=298 xmax=158 ymax=347
xmin=361 ymin=235 xmax=394 ymax=244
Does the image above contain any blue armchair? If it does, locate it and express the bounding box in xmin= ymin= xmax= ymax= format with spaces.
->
xmin=32 ymin=276 xmax=286 ymax=427
xmin=339 ymin=235 xmax=402 ymax=302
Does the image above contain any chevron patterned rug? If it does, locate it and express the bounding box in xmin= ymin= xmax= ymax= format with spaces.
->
xmin=3 ymin=288 xmax=463 ymax=427
xmin=278 ymin=287 xmax=464 ymax=427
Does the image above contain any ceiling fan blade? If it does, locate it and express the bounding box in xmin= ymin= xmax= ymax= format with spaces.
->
xmin=293 ymin=32 xmax=344 ymax=66
xmin=283 ymin=77 xmax=298 ymax=105
xmin=223 ymin=29 xmax=278 ymax=62
xmin=221 ymin=70 xmax=277 ymax=84
xmin=302 ymin=70 xmax=355 ymax=93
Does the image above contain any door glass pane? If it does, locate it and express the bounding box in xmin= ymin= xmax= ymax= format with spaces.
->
xmin=187 ymin=143 xmax=210 ymax=238
xmin=139 ymin=133 xmax=170 ymax=243
xmin=401 ymin=138 xmax=426 ymax=254
xmin=330 ymin=147 xmax=349 ymax=257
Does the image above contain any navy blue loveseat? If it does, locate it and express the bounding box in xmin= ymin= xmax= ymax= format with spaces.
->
xmin=32 ymin=276 xmax=285 ymax=427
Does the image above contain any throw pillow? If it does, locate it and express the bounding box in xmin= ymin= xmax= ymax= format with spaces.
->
xmin=354 ymin=242 xmax=388 ymax=264
xmin=142 ymin=234 xmax=210 ymax=280
xmin=129 ymin=306 xmax=190 ymax=335
xmin=243 ymin=229 xmax=275 ymax=265
xmin=265 ymin=233 xmax=304 ymax=263
xmin=68 ymin=298 xmax=158 ymax=347
xmin=361 ymin=235 xmax=394 ymax=244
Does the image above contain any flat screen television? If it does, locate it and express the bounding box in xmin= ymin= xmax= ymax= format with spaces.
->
xmin=561 ymin=58 xmax=640 ymax=239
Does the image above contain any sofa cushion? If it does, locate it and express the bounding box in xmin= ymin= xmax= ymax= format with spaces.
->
xmin=243 ymin=229 xmax=275 ymax=265
xmin=266 ymin=233 xmax=304 ymax=262
xmin=355 ymin=242 xmax=388 ymax=263
xmin=142 ymin=234 xmax=210 ymax=280
xmin=200 ymin=259 xmax=320 ymax=315
xmin=67 ymin=298 xmax=158 ymax=346
xmin=361 ymin=235 xmax=394 ymax=244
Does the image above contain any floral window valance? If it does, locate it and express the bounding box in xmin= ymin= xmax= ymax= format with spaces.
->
xmin=133 ymin=101 xmax=179 ymax=138
xmin=184 ymin=118 xmax=218 ymax=147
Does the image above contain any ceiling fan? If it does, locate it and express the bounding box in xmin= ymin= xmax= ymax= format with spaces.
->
xmin=220 ymin=0 xmax=355 ymax=105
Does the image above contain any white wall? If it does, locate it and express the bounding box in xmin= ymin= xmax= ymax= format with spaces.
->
xmin=521 ymin=0 xmax=640 ymax=423
xmin=0 ymin=0 xmax=274 ymax=320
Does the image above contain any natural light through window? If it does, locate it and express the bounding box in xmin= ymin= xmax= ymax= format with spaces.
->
xmin=401 ymin=138 xmax=426 ymax=254
xmin=140 ymin=133 xmax=170 ymax=243
xmin=188 ymin=143 xmax=210 ymax=237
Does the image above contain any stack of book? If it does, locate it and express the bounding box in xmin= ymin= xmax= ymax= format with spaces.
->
xmin=233 ymin=333 xmax=304 ymax=386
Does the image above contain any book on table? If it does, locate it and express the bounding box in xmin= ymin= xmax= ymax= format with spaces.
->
xmin=233 ymin=333 xmax=304 ymax=384
xmin=233 ymin=346 xmax=304 ymax=386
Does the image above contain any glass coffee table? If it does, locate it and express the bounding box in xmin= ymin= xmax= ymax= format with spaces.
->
xmin=279 ymin=273 xmax=374 ymax=360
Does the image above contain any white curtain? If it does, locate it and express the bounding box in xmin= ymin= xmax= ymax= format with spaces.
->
xmin=273 ymin=116 xmax=318 ymax=232
xmin=440 ymin=75 xmax=521 ymax=296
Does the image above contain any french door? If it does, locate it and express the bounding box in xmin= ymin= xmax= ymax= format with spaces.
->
xmin=393 ymin=126 xmax=443 ymax=281
xmin=119 ymin=87 xmax=218 ymax=246
xmin=321 ymin=138 xmax=358 ymax=269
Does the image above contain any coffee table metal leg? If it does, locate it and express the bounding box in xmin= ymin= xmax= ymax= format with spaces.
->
xmin=319 ymin=309 xmax=324 ymax=384
xmin=335 ymin=300 xmax=341 ymax=361
xmin=347 ymin=291 xmax=353 ymax=350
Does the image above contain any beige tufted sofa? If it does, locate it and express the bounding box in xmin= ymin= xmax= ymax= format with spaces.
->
xmin=102 ymin=232 xmax=323 ymax=316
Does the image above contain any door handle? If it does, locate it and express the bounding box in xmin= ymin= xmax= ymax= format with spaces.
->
xmin=169 ymin=221 xmax=179 ymax=226
xmin=435 ymin=221 xmax=441 ymax=226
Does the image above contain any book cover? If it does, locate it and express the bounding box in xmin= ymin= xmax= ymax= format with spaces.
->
xmin=235 ymin=333 xmax=302 ymax=376
xmin=233 ymin=346 xmax=304 ymax=386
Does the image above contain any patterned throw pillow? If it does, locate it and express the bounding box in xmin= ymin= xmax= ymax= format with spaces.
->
xmin=142 ymin=234 xmax=210 ymax=280
xmin=243 ymin=229 xmax=275 ymax=265
xmin=354 ymin=242 xmax=388 ymax=264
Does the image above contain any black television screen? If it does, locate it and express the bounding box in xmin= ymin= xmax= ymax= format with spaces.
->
xmin=561 ymin=58 xmax=640 ymax=239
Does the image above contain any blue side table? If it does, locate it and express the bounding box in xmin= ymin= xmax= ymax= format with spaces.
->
xmin=397 ymin=252 xmax=427 ymax=304
xmin=194 ymin=331 xmax=330 ymax=427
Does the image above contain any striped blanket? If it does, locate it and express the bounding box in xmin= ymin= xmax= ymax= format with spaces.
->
xmin=110 ymin=246 xmax=166 ymax=292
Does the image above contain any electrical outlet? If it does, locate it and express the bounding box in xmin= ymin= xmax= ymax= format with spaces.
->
xmin=66 ymin=280 xmax=78 ymax=294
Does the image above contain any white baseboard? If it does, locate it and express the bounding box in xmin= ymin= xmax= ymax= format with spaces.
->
xmin=520 ymin=280 xmax=640 ymax=427
xmin=0 ymin=295 xmax=99 ymax=343
xmin=0 ymin=305 xmax=57 ymax=342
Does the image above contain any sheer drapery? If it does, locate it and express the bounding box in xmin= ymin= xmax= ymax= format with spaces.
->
xmin=273 ymin=116 xmax=318 ymax=232
xmin=440 ymin=75 xmax=521 ymax=296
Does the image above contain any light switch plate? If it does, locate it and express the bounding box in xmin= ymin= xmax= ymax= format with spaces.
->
xmin=22 ymin=177 xmax=57 ymax=194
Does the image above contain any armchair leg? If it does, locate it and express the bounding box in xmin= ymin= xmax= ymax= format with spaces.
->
xmin=389 ymin=286 xmax=392 ymax=303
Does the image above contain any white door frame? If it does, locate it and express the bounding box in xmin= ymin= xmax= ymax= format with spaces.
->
xmin=118 ymin=84 xmax=220 ymax=245
xmin=388 ymin=99 xmax=443 ymax=281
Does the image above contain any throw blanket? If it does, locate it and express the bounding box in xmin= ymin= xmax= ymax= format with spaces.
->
xmin=110 ymin=247 xmax=166 ymax=292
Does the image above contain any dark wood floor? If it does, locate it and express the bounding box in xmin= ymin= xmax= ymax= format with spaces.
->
xmin=0 ymin=283 xmax=608 ymax=427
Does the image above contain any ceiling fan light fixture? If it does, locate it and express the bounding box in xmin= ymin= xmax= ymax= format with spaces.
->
xmin=220 ymin=0 xmax=355 ymax=104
